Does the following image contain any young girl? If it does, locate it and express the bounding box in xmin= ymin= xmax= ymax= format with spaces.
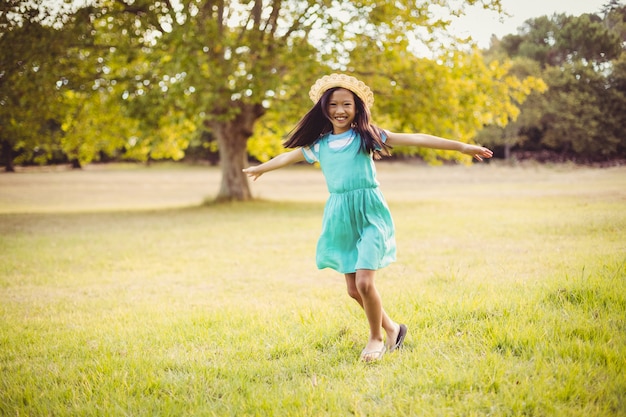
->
xmin=243 ymin=74 xmax=493 ymax=362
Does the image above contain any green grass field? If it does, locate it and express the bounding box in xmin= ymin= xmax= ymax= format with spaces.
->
xmin=1 ymin=162 xmax=625 ymax=416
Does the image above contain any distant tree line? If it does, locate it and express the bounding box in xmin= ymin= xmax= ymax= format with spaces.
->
xmin=477 ymin=1 xmax=626 ymax=164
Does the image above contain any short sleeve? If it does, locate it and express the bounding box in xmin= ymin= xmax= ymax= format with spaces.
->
xmin=375 ymin=129 xmax=388 ymax=150
xmin=302 ymin=141 xmax=321 ymax=163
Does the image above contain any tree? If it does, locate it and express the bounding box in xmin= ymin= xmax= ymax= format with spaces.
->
xmin=480 ymin=7 xmax=626 ymax=162
xmin=474 ymin=56 xmax=547 ymax=159
xmin=0 ymin=1 xmax=137 ymax=170
xmin=505 ymin=13 xmax=621 ymax=68
xmin=103 ymin=0 xmax=329 ymax=200
xmin=3 ymin=0 xmax=546 ymax=200
xmin=100 ymin=0 xmax=552 ymax=200
xmin=0 ymin=16 xmax=69 ymax=170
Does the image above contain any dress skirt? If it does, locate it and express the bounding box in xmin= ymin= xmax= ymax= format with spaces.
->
xmin=315 ymin=186 xmax=396 ymax=273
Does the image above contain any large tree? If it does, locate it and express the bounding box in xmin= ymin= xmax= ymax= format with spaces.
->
xmin=109 ymin=1 xmax=419 ymax=199
xmin=0 ymin=7 xmax=72 ymax=170
xmin=107 ymin=0 xmax=549 ymax=200
xmin=0 ymin=1 xmax=138 ymax=169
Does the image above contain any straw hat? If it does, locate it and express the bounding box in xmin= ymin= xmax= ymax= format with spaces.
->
xmin=309 ymin=73 xmax=374 ymax=108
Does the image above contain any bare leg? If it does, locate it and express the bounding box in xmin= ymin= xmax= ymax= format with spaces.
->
xmin=345 ymin=270 xmax=401 ymax=360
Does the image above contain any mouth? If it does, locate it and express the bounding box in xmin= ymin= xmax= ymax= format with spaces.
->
xmin=335 ymin=116 xmax=347 ymax=122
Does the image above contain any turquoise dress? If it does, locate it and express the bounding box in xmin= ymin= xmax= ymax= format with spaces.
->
xmin=302 ymin=129 xmax=396 ymax=274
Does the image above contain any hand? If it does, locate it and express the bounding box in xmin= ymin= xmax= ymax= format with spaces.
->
xmin=242 ymin=167 xmax=263 ymax=181
xmin=463 ymin=144 xmax=493 ymax=162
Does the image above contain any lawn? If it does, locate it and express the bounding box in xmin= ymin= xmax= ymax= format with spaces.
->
xmin=1 ymin=162 xmax=625 ymax=416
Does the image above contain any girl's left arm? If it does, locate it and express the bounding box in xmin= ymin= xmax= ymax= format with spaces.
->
xmin=385 ymin=131 xmax=493 ymax=161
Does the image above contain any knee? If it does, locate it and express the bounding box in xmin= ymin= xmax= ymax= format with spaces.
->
xmin=355 ymin=277 xmax=374 ymax=296
xmin=355 ymin=270 xmax=377 ymax=296
xmin=346 ymin=285 xmax=360 ymax=300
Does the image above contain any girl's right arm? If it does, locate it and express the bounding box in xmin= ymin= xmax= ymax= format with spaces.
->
xmin=242 ymin=148 xmax=306 ymax=181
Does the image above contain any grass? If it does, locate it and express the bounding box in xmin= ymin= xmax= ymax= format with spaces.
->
xmin=1 ymin=162 xmax=625 ymax=416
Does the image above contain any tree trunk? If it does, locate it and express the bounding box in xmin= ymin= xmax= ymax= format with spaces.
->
xmin=208 ymin=102 xmax=265 ymax=202
xmin=1 ymin=141 xmax=15 ymax=172
xmin=504 ymin=141 xmax=512 ymax=160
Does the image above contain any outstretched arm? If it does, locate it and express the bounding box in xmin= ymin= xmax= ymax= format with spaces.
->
xmin=242 ymin=148 xmax=306 ymax=181
xmin=385 ymin=131 xmax=493 ymax=161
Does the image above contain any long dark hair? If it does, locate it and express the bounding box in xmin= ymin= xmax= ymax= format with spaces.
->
xmin=283 ymin=87 xmax=391 ymax=159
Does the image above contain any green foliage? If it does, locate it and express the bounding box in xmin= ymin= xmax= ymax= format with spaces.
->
xmin=349 ymin=45 xmax=545 ymax=163
xmin=0 ymin=0 xmax=545 ymax=198
xmin=505 ymin=13 xmax=622 ymax=68
xmin=480 ymin=5 xmax=626 ymax=161
xmin=475 ymin=58 xmax=547 ymax=157
xmin=0 ymin=2 xmax=141 ymax=168
xmin=541 ymin=65 xmax=606 ymax=155
xmin=0 ymin=20 xmax=69 ymax=167
xmin=251 ymin=43 xmax=544 ymax=165
xmin=60 ymin=90 xmax=136 ymax=166
xmin=2 ymin=1 xmax=517 ymax=172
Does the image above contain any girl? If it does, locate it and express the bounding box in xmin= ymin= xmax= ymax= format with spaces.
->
xmin=243 ymin=74 xmax=493 ymax=362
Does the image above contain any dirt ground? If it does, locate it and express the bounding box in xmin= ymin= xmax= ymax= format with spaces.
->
xmin=1 ymin=161 xmax=625 ymax=213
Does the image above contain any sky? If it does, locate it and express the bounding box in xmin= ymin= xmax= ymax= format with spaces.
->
xmin=449 ymin=0 xmax=611 ymax=48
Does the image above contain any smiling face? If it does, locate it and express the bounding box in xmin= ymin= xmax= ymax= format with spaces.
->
xmin=326 ymin=88 xmax=357 ymax=134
